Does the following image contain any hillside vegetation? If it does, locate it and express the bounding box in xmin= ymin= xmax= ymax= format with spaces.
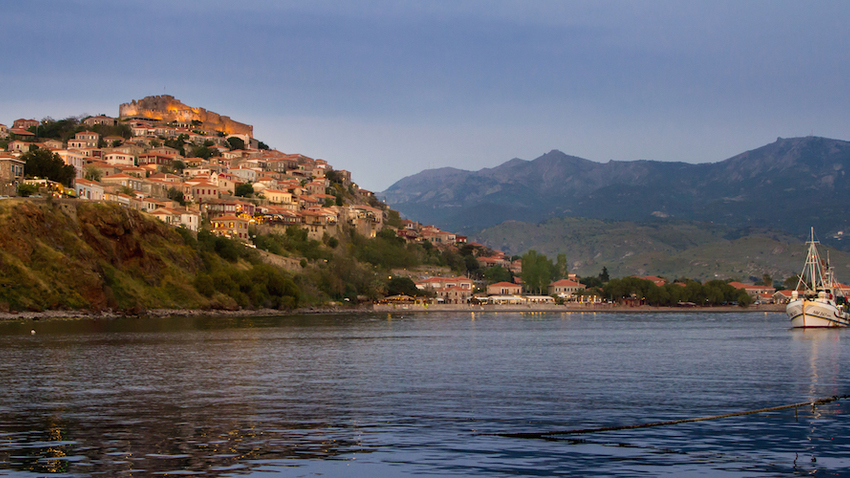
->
xmin=0 ymin=199 xmax=477 ymax=314
xmin=475 ymin=216 xmax=850 ymax=283
xmin=0 ymin=199 xmax=299 ymax=312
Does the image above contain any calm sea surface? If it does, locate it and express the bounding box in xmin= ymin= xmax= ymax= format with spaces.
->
xmin=0 ymin=311 xmax=848 ymax=477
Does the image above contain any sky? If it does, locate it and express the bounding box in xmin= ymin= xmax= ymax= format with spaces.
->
xmin=2 ymin=1 xmax=849 ymax=191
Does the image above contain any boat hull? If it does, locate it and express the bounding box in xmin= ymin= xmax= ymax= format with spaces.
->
xmin=786 ymin=299 xmax=850 ymax=328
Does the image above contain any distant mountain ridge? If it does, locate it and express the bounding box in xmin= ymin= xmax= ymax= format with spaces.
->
xmin=380 ymin=136 xmax=850 ymax=248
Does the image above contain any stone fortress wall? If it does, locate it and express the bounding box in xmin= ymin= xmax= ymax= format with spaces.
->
xmin=119 ymin=95 xmax=253 ymax=137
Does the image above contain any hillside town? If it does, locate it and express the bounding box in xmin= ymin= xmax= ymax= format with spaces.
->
xmin=0 ymin=98 xmax=390 ymax=243
xmin=0 ymin=96 xmax=789 ymax=309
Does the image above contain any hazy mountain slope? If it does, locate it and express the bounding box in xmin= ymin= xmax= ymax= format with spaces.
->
xmin=381 ymin=136 xmax=850 ymax=248
xmin=474 ymin=216 xmax=847 ymax=282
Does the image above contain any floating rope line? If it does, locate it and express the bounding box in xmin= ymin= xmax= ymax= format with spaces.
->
xmin=489 ymin=395 xmax=849 ymax=439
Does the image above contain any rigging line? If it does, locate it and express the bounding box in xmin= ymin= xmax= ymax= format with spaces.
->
xmin=486 ymin=395 xmax=849 ymax=439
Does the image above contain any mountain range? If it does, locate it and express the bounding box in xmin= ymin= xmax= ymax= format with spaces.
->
xmin=380 ymin=136 xmax=850 ymax=250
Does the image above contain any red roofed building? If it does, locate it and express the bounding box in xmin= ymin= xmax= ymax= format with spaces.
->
xmin=83 ymin=115 xmax=116 ymax=127
xmin=74 ymin=178 xmax=104 ymax=201
xmin=138 ymin=153 xmax=174 ymax=166
xmin=477 ymin=255 xmax=510 ymax=268
xmin=211 ymin=214 xmax=249 ymax=240
xmin=8 ymin=140 xmax=35 ymax=153
xmin=636 ymin=276 xmax=667 ymax=287
xmin=415 ymin=276 xmax=474 ymax=304
xmin=188 ymin=180 xmax=221 ymax=202
xmin=100 ymin=172 xmax=143 ymax=191
xmin=13 ymin=119 xmax=38 ymax=130
xmin=259 ymin=205 xmax=300 ymax=226
xmin=8 ymin=128 xmax=35 ymax=138
xmin=72 ymin=131 xmax=100 ymax=148
xmin=548 ymin=279 xmax=587 ymax=298
xmin=486 ymin=281 xmax=522 ymax=295
xmin=727 ymin=282 xmax=776 ymax=300
xmin=773 ymin=290 xmax=793 ymax=304
xmin=0 ymin=153 xmax=25 ymax=183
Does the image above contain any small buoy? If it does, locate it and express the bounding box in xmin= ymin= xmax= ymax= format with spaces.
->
xmin=31 ymin=330 xmax=35 ymax=335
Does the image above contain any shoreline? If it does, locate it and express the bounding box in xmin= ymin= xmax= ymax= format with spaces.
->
xmin=373 ymin=303 xmax=786 ymax=314
xmin=0 ymin=303 xmax=786 ymax=321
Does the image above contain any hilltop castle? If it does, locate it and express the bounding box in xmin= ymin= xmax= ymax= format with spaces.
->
xmin=119 ymin=95 xmax=253 ymax=137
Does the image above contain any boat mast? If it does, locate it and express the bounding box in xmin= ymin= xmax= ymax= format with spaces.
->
xmin=796 ymin=227 xmax=826 ymax=293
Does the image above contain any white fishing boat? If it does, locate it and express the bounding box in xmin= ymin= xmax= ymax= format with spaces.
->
xmin=786 ymin=229 xmax=850 ymax=328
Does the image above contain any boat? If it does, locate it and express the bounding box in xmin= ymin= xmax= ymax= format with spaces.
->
xmin=786 ymin=228 xmax=850 ymax=328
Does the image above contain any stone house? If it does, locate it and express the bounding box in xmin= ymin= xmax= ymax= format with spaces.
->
xmin=74 ymin=178 xmax=105 ymax=200
xmin=83 ymin=115 xmax=116 ymax=127
xmin=212 ymin=214 xmax=250 ymax=240
xmin=0 ymin=154 xmax=25 ymax=183
xmin=73 ymin=131 xmax=100 ymax=148
xmin=7 ymin=140 xmax=35 ymax=153
xmin=415 ymin=276 xmax=474 ymax=304
xmin=138 ymin=153 xmax=173 ymax=167
xmin=188 ymin=180 xmax=221 ymax=202
xmin=13 ymin=119 xmax=38 ymax=130
xmin=301 ymin=206 xmax=339 ymax=240
xmin=100 ymin=173 xmax=143 ymax=191
xmin=104 ymin=151 xmax=136 ymax=167
xmin=262 ymin=188 xmax=295 ymax=208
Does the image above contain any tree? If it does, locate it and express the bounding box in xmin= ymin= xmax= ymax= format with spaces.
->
xmin=521 ymin=250 xmax=556 ymax=294
xmin=235 ymin=183 xmax=254 ymax=198
xmin=580 ymin=276 xmax=603 ymax=288
xmin=483 ymin=266 xmax=512 ymax=284
xmin=227 ymin=136 xmax=245 ymax=151
xmin=555 ymin=253 xmax=568 ymax=280
xmin=464 ymin=254 xmax=480 ymax=274
xmin=737 ymin=291 xmax=753 ymax=307
xmin=599 ymin=266 xmax=610 ymax=283
xmin=784 ymin=275 xmax=800 ymax=290
xmin=22 ymin=148 xmax=76 ymax=186
xmin=386 ymin=276 xmax=420 ymax=297
xmin=386 ymin=209 xmax=402 ymax=228
xmin=191 ymin=146 xmax=214 ymax=160
xmin=167 ymin=187 xmax=185 ymax=205
xmin=326 ymin=170 xmax=341 ymax=184
xmin=17 ymin=183 xmax=38 ymax=197
xmin=84 ymin=165 xmax=102 ymax=182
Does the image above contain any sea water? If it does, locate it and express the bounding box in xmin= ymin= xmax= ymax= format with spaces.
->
xmin=0 ymin=311 xmax=847 ymax=477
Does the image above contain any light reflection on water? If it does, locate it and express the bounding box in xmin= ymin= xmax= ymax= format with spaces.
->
xmin=0 ymin=312 xmax=847 ymax=476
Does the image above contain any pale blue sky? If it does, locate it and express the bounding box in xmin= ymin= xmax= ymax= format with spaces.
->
xmin=2 ymin=1 xmax=848 ymax=191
